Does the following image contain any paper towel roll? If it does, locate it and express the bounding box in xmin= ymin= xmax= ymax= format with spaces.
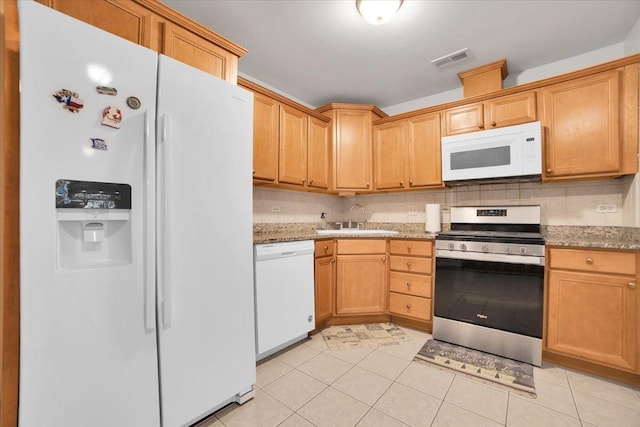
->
xmin=425 ymin=204 xmax=441 ymax=233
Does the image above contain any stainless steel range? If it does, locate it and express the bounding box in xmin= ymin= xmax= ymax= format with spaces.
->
xmin=433 ymin=205 xmax=544 ymax=366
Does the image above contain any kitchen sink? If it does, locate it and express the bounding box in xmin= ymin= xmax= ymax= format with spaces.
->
xmin=315 ymin=229 xmax=399 ymax=235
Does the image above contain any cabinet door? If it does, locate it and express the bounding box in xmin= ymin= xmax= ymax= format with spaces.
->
xmin=442 ymin=102 xmax=484 ymax=136
xmin=405 ymin=113 xmax=442 ymax=188
xmin=162 ymin=20 xmax=237 ymax=83
xmin=486 ymin=91 xmax=537 ymax=129
xmin=540 ymin=70 xmax=621 ymax=179
xmin=314 ymin=256 xmax=335 ymax=325
xmin=307 ymin=116 xmax=331 ymax=189
xmin=336 ymin=255 xmax=387 ymax=315
xmin=335 ymin=110 xmax=373 ymax=191
xmin=39 ymin=0 xmax=156 ymax=48
xmin=373 ymin=121 xmax=405 ymax=190
xmin=279 ymin=105 xmax=308 ymax=186
xmin=252 ymin=92 xmax=279 ymax=182
xmin=547 ymin=270 xmax=637 ymax=371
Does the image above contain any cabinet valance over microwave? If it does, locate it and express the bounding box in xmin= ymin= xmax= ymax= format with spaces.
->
xmin=441 ymin=121 xmax=542 ymax=183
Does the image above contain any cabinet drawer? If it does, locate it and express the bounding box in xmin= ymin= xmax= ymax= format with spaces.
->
xmin=389 ymin=256 xmax=432 ymax=274
xmin=389 ymin=240 xmax=433 ymax=257
xmin=549 ymin=248 xmax=636 ymax=276
xmin=389 ymin=293 xmax=431 ymax=321
xmin=337 ymin=239 xmax=386 ymax=254
xmin=315 ymin=240 xmax=334 ymax=258
xmin=389 ymin=272 xmax=431 ymax=298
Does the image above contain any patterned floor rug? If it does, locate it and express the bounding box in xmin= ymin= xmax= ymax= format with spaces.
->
xmin=414 ymin=339 xmax=536 ymax=397
xmin=321 ymin=323 xmax=412 ymax=350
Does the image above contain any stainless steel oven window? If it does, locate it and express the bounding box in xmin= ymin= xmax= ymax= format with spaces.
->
xmin=450 ymin=146 xmax=511 ymax=170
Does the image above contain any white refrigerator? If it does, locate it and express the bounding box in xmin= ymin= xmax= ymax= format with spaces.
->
xmin=18 ymin=3 xmax=256 ymax=426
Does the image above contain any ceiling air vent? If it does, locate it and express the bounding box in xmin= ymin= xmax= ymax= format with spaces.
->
xmin=431 ymin=48 xmax=469 ymax=67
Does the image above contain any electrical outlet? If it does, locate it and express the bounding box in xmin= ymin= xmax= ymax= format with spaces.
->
xmin=596 ymin=204 xmax=617 ymax=213
xmin=271 ymin=205 xmax=281 ymax=213
xmin=408 ymin=205 xmax=418 ymax=216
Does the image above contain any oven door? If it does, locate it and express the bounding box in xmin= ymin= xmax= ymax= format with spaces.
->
xmin=434 ymin=255 xmax=543 ymax=338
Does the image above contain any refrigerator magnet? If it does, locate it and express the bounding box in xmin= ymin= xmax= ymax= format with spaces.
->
xmin=126 ymin=96 xmax=141 ymax=110
xmin=90 ymin=138 xmax=108 ymax=151
xmin=52 ymin=89 xmax=84 ymax=113
xmin=96 ymin=86 xmax=117 ymax=96
xmin=101 ymin=106 xmax=122 ymax=129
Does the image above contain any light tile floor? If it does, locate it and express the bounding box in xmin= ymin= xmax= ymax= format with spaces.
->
xmin=199 ymin=327 xmax=640 ymax=427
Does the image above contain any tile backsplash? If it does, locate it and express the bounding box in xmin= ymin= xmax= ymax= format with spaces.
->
xmin=254 ymin=175 xmax=638 ymax=227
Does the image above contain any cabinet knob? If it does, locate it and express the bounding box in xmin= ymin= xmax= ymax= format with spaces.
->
xmin=546 ymin=168 xmax=553 ymax=175
xmin=406 ymin=282 xmax=412 ymax=288
xmin=491 ymin=121 xmax=497 ymax=127
xmin=406 ymin=304 xmax=412 ymax=309
xmin=309 ymin=179 xmax=313 ymax=184
xmin=302 ymin=179 xmax=306 ymax=183
xmin=331 ymin=258 xmax=336 ymax=263
xmin=478 ymin=124 xmax=484 ymax=129
xmin=366 ymin=182 xmax=370 ymax=188
xmin=382 ymin=256 xmax=386 ymax=262
xmin=252 ymin=169 xmax=255 ymax=175
xmin=406 ymin=261 xmax=412 ymax=268
xmin=406 ymin=245 xmax=411 ymax=252
xmin=629 ymin=282 xmax=637 ymax=289
xmin=400 ymin=181 xmax=404 ymax=186
xmin=409 ymin=180 xmax=413 ymax=186
xmin=586 ymin=258 xmax=594 ymax=265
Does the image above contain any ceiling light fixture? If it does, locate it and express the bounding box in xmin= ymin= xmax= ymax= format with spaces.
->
xmin=356 ymin=0 xmax=403 ymax=25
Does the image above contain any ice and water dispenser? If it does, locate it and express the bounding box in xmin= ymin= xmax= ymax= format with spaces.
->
xmin=56 ymin=179 xmax=132 ymax=270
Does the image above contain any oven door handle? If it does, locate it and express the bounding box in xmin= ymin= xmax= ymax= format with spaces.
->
xmin=436 ymin=249 xmax=545 ymax=266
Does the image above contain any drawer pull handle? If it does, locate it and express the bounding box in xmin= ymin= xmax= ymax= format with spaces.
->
xmin=406 ymin=304 xmax=412 ymax=309
xmin=629 ymin=282 xmax=637 ymax=289
xmin=586 ymin=258 xmax=594 ymax=265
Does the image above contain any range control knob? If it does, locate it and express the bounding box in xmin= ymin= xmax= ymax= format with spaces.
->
xmin=482 ymin=244 xmax=489 ymax=252
xmin=448 ymin=242 xmax=455 ymax=250
xmin=460 ymin=243 xmax=467 ymax=251
xmin=520 ymin=247 xmax=527 ymax=255
xmin=505 ymin=246 xmax=513 ymax=254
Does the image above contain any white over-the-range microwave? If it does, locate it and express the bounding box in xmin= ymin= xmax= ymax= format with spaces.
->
xmin=441 ymin=121 xmax=542 ymax=184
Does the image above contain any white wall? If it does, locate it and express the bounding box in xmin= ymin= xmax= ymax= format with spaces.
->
xmin=624 ymin=15 xmax=640 ymax=227
xmin=382 ymin=43 xmax=626 ymax=115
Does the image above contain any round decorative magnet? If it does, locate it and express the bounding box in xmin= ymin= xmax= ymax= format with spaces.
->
xmin=126 ymin=96 xmax=141 ymax=110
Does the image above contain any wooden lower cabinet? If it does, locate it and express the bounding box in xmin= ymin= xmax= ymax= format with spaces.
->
xmin=545 ymin=247 xmax=640 ymax=381
xmin=314 ymin=240 xmax=335 ymax=330
xmin=388 ymin=240 xmax=434 ymax=330
xmin=335 ymin=239 xmax=387 ymax=316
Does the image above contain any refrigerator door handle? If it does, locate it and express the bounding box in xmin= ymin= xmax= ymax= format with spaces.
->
xmin=158 ymin=113 xmax=172 ymax=328
xmin=143 ymin=109 xmax=156 ymax=332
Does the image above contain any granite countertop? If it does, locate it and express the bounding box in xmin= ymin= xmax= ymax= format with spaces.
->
xmin=253 ymin=223 xmax=438 ymax=244
xmin=254 ymin=223 xmax=640 ymax=251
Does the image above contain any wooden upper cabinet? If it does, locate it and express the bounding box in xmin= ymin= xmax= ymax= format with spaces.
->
xmin=540 ymin=69 xmax=624 ymax=180
xmin=373 ymin=112 xmax=442 ymax=191
xmin=252 ymin=92 xmax=279 ymax=182
xmin=37 ymin=0 xmax=156 ymax=48
xmin=486 ymin=91 xmax=537 ymax=129
xmin=39 ymin=0 xmax=246 ymax=84
xmin=162 ymin=20 xmax=238 ymax=82
xmin=442 ymin=102 xmax=484 ymax=136
xmin=335 ymin=110 xmax=374 ymax=191
xmin=406 ymin=112 xmax=442 ymax=188
xmin=442 ymin=91 xmax=537 ymax=136
xmin=374 ymin=120 xmax=405 ymax=190
xmin=307 ymin=116 xmax=331 ymax=189
xmin=278 ymin=105 xmax=308 ymax=186
xmin=318 ymin=104 xmax=387 ymax=193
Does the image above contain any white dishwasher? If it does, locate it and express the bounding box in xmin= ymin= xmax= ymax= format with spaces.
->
xmin=254 ymin=240 xmax=315 ymax=361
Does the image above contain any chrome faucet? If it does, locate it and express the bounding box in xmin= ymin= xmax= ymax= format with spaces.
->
xmin=348 ymin=204 xmax=366 ymax=229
